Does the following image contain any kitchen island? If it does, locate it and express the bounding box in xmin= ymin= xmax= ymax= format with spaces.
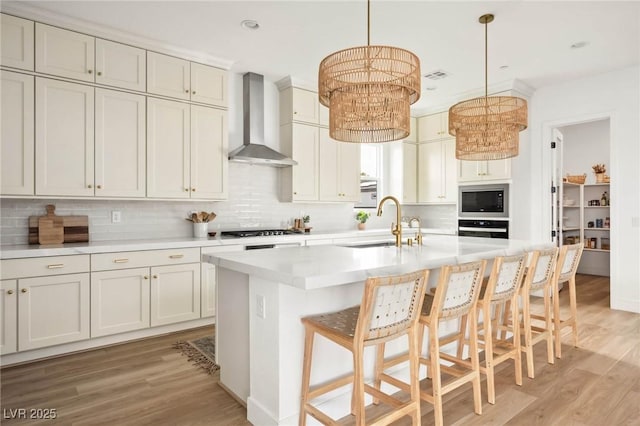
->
xmin=204 ymin=235 xmax=552 ymax=426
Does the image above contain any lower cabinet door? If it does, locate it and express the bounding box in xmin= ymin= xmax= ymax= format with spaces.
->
xmin=150 ymin=263 xmax=200 ymax=326
xmin=18 ymin=273 xmax=90 ymax=351
xmin=91 ymin=268 xmax=150 ymax=337
xmin=1 ymin=280 xmax=18 ymax=355
xmin=200 ymin=262 xmax=216 ymax=318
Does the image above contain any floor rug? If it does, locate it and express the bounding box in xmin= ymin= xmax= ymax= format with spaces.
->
xmin=174 ymin=335 xmax=219 ymax=374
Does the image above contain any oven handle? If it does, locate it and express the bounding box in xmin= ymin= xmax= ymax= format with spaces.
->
xmin=458 ymin=226 xmax=508 ymax=233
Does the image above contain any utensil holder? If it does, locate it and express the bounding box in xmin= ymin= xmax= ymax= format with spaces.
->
xmin=193 ymin=222 xmax=208 ymax=238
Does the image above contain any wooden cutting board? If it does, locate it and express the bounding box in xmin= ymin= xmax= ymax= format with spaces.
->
xmin=29 ymin=205 xmax=89 ymax=245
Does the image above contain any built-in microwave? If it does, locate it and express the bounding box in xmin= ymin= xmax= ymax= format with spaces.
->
xmin=458 ymin=184 xmax=509 ymax=218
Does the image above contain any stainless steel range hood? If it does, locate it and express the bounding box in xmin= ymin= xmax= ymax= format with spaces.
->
xmin=228 ymin=72 xmax=297 ymax=167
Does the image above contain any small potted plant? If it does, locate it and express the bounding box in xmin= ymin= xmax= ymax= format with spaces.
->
xmin=592 ymin=163 xmax=606 ymax=183
xmin=356 ymin=211 xmax=370 ymax=230
xmin=302 ymin=215 xmax=311 ymax=233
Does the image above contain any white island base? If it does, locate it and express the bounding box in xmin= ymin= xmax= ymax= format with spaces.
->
xmin=207 ymin=236 xmax=552 ymax=425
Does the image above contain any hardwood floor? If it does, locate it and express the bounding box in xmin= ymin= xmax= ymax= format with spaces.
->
xmin=1 ymin=274 xmax=638 ymax=425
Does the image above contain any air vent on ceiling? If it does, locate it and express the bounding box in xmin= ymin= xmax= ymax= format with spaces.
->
xmin=423 ymin=70 xmax=449 ymax=80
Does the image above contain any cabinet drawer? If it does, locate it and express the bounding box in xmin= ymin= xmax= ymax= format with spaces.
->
xmin=1 ymin=255 xmax=89 ymax=280
xmin=91 ymin=248 xmax=200 ymax=271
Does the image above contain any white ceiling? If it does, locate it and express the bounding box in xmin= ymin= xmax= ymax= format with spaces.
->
xmin=5 ymin=1 xmax=639 ymax=112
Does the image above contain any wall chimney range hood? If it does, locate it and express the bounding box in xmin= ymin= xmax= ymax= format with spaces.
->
xmin=228 ymin=72 xmax=297 ymax=167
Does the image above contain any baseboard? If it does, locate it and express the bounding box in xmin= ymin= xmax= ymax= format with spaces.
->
xmin=610 ymin=297 xmax=640 ymax=313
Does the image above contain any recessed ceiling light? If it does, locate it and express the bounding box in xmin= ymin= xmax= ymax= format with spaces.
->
xmin=241 ymin=20 xmax=260 ymax=30
xmin=500 ymin=65 xmax=509 ymax=70
xmin=570 ymin=41 xmax=588 ymax=49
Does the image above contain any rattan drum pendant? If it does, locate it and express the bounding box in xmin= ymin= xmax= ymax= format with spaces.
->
xmin=448 ymin=14 xmax=527 ymax=160
xmin=318 ymin=0 xmax=421 ymax=143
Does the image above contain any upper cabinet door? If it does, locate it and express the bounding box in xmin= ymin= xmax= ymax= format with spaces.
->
xmin=291 ymin=124 xmax=320 ymax=201
xmin=292 ymin=88 xmax=319 ymax=124
xmin=190 ymin=105 xmax=228 ymax=199
xmin=402 ymin=142 xmax=417 ymax=203
xmin=95 ymin=38 xmax=146 ymax=91
xmin=35 ymin=78 xmax=94 ymax=196
xmin=190 ymin=63 xmax=227 ymax=107
xmin=1 ymin=71 xmax=34 ymax=196
xmin=147 ymin=98 xmax=190 ymax=198
xmin=441 ymin=138 xmax=457 ymax=202
xmin=147 ymin=52 xmax=190 ymax=101
xmin=318 ymin=128 xmax=339 ymax=201
xmin=35 ymin=23 xmax=95 ymax=82
xmin=418 ymin=112 xmax=448 ymax=142
xmin=338 ymin=143 xmax=361 ymax=201
xmin=1 ymin=14 xmax=34 ymax=70
xmin=95 ymin=88 xmax=146 ymax=197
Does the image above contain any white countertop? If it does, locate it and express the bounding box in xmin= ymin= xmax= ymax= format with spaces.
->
xmin=0 ymin=227 xmax=455 ymax=259
xmin=204 ymin=235 xmax=552 ymax=290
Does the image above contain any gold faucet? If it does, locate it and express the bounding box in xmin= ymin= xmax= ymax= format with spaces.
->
xmin=377 ymin=195 xmax=402 ymax=247
xmin=409 ymin=217 xmax=423 ymax=245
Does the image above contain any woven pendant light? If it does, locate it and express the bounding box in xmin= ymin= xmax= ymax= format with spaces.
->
xmin=318 ymin=0 xmax=421 ymax=143
xmin=448 ymin=14 xmax=527 ymax=160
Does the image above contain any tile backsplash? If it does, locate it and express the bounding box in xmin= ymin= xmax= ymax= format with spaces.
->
xmin=1 ymin=163 xmax=432 ymax=246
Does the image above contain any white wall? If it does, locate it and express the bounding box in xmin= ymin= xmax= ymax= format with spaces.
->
xmin=529 ymin=65 xmax=640 ymax=313
xmin=560 ymin=120 xmax=611 ymax=184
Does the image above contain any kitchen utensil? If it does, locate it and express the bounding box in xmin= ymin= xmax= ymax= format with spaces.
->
xmin=38 ymin=205 xmax=64 ymax=245
xmin=28 ymin=206 xmax=89 ymax=245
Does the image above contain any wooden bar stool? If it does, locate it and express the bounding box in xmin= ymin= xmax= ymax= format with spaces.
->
xmin=412 ymin=260 xmax=487 ymax=426
xmin=455 ymin=253 xmax=527 ymax=405
xmin=519 ymin=247 xmax=559 ymax=378
xmin=299 ymin=269 xmax=428 ymax=426
xmin=551 ymin=243 xmax=584 ymax=358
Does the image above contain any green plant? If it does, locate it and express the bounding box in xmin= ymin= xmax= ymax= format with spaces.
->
xmin=303 ymin=215 xmax=310 ymax=223
xmin=356 ymin=211 xmax=370 ymax=224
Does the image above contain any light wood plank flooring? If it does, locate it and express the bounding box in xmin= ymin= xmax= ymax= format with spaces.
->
xmin=1 ymin=274 xmax=638 ymax=425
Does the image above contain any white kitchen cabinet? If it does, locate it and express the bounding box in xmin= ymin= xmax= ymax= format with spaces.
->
xmin=95 ymin=38 xmax=146 ymax=91
xmin=405 ymin=117 xmax=418 ymax=143
xmin=190 ymin=105 xmax=228 ymax=199
xmin=417 ymin=111 xmax=449 ymax=142
xmin=147 ymin=97 xmax=190 ymax=198
xmin=201 ymin=245 xmax=243 ymax=319
xmin=35 ymin=23 xmax=95 ymax=83
xmin=1 ymin=71 xmax=34 ymax=196
xmin=147 ymin=52 xmax=227 ymax=107
xmin=319 ymin=128 xmax=361 ymax=202
xmin=279 ymin=86 xmax=319 ymax=125
xmin=402 ymin=142 xmax=418 ymax=203
xmin=90 ymin=268 xmax=150 ymax=337
xmin=95 ymin=88 xmax=146 ymax=197
xmin=1 ymin=14 xmax=34 ymax=70
xmin=280 ymin=123 xmax=320 ymax=202
xmin=418 ymin=139 xmax=457 ymax=204
xmin=18 ymin=273 xmax=90 ymax=351
xmin=35 ymin=77 xmax=95 ymax=196
xmin=1 ymin=280 xmax=18 ymax=355
xmin=458 ymin=158 xmax=511 ymax=182
xmin=150 ymin=263 xmax=201 ymax=326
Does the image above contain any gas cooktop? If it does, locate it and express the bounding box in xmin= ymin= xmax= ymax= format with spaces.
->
xmin=220 ymin=229 xmax=295 ymax=238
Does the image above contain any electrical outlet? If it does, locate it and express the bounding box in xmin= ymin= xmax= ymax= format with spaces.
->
xmin=256 ymin=295 xmax=266 ymax=319
xmin=111 ymin=211 xmax=121 ymax=223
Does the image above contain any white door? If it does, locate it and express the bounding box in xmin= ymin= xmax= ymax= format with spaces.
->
xmin=190 ymin=105 xmax=228 ymax=199
xmin=150 ymin=263 xmax=200 ymax=326
xmin=95 ymin=38 xmax=146 ymax=91
xmin=1 ymin=280 xmax=18 ymax=355
xmin=147 ymin=52 xmax=190 ymax=101
xmin=35 ymin=78 xmax=94 ymax=196
xmin=291 ymin=124 xmax=319 ymax=201
xmin=1 ymin=14 xmax=34 ymax=70
xmin=402 ymin=142 xmax=417 ymax=203
xmin=35 ymin=23 xmax=95 ymax=82
xmin=190 ymin=63 xmax=227 ymax=107
xmin=552 ymin=128 xmax=563 ymax=245
xmin=18 ymin=273 xmax=90 ymax=351
xmin=319 ymin=128 xmax=339 ymax=201
xmin=442 ymin=139 xmax=458 ymax=203
xmin=338 ymin=143 xmax=361 ymax=201
xmin=1 ymin=71 xmax=34 ymax=195
xmin=95 ymin=88 xmax=146 ymax=197
xmin=418 ymin=141 xmax=443 ymax=203
xmin=91 ymin=268 xmax=150 ymax=337
xmin=147 ymin=98 xmax=190 ymax=198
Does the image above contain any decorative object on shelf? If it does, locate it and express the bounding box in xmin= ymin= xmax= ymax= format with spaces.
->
xmin=303 ymin=215 xmax=312 ymax=233
xmin=186 ymin=211 xmax=217 ymax=238
xmin=448 ymin=14 xmax=527 ymax=160
xmin=592 ymin=163 xmax=607 ymax=183
xmin=600 ymin=191 xmax=608 ymax=206
xmin=318 ymin=0 xmax=420 ymax=143
xmin=356 ymin=210 xmax=370 ymax=230
xmin=588 ymin=221 xmax=594 ymax=228
xmin=565 ymin=174 xmax=586 ymax=184
xmin=596 ymin=218 xmax=603 ymax=228
xmin=604 ymin=217 xmax=610 ymax=228
xmin=601 ymin=237 xmax=610 ymax=250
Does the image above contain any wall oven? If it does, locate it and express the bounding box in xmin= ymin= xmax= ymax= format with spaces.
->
xmin=458 ymin=219 xmax=509 ymax=239
xmin=458 ymin=184 xmax=509 ymax=219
